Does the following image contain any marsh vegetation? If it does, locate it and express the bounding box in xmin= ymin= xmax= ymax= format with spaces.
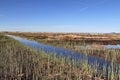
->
xmin=7 ymin=32 xmax=120 ymax=64
xmin=0 ymin=32 xmax=120 ymax=80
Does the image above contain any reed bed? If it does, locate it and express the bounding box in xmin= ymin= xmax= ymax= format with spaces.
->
xmin=0 ymin=34 xmax=102 ymax=80
xmin=6 ymin=32 xmax=120 ymax=64
xmin=0 ymin=33 xmax=120 ymax=80
xmin=14 ymin=34 xmax=120 ymax=64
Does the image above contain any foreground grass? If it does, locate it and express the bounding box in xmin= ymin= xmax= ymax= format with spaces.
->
xmin=0 ymin=34 xmax=101 ymax=80
xmin=0 ymin=34 xmax=120 ymax=80
xmin=0 ymin=35 xmax=81 ymax=79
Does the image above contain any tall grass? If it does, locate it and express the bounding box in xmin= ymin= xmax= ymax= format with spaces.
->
xmin=1 ymin=33 xmax=120 ymax=80
xmin=0 ymin=34 xmax=103 ymax=80
xmin=15 ymin=33 xmax=120 ymax=64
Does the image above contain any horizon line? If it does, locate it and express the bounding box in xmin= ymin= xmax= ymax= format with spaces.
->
xmin=0 ymin=30 xmax=119 ymax=34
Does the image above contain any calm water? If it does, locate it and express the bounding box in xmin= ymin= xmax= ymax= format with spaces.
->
xmin=78 ymin=45 xmax=120 ymax=49
xmin=105 ymin=45 xmax=120 ymax=49
xmin=7 ymin=35 xmax=119 ymax=77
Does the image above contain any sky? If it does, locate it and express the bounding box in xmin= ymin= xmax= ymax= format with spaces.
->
xmin=0 ymin=0 xmax=120 ymax=33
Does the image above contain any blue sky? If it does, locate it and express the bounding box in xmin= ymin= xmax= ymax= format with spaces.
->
xmin=0 ymin=0 xmax=120 ymax=32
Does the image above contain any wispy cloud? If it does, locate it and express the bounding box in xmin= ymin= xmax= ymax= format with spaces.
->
xmin=98 ymin=0 xmax=110 ymax=4
xmin=94 ymin=0 xmax=110 ymax=7
xmin=79 ymin=7 xmax=89 ymax=12
xmin=80 ymin=0 xmax=110 ymax=11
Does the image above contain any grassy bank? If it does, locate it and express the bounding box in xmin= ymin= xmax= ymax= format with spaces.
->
xmin=0 ymin=34 xmax=108 ymax=80
xmin=1 ymin=33 xmax=120 ymax=80
xmin=7 ymin=32 xmax=120 ymax=64
xmin=0 ymin=35 xmax=82 ymax=79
